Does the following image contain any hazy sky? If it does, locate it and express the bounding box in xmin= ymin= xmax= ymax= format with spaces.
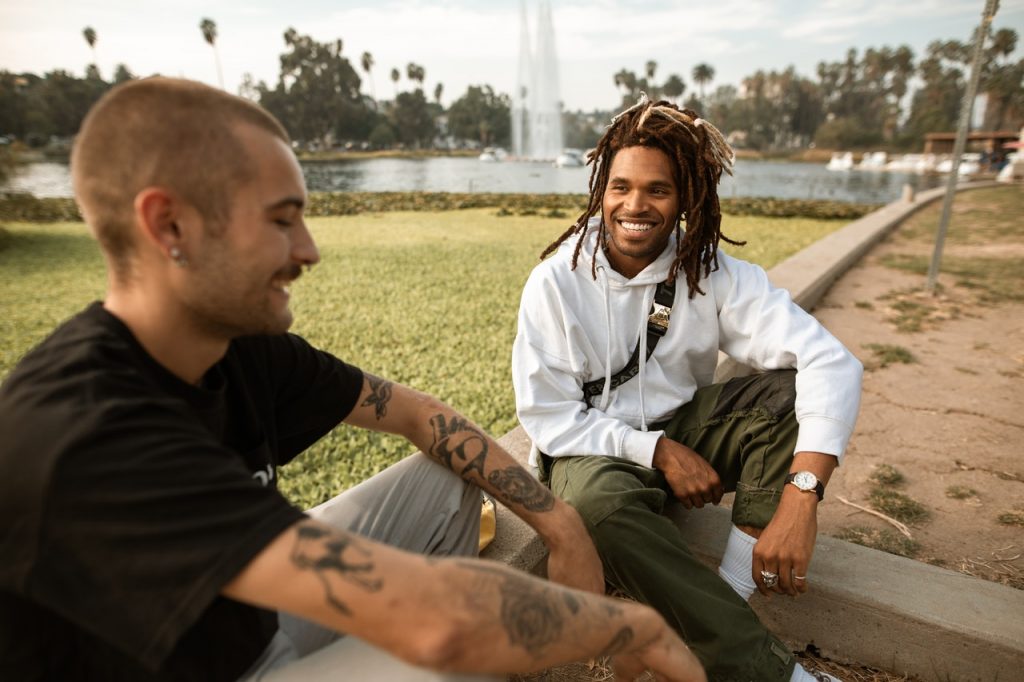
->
xmin=2 ymin=0 xmax=1022 ymax=111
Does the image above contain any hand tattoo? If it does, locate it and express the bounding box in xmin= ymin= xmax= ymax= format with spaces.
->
xmin=487 ymin=467 xmax=555 ymax=512
xmin=291 ymin=523 xmax=382 ymax=616
xmin=429 ymin=413 xmax=488 ymax=478
xmin=361 ymin=375 xmax=394 ymax=420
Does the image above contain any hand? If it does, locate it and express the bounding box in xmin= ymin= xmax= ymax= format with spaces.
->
xmin=652 ymin=438 xmax=724 ymax=510
xmin=611 ymin=623 xmax=706 ymax=682
xmin=543 ymin=502 xmax=605 ymax=595
xmin=752 ymin=488 xmax=818 ymax=597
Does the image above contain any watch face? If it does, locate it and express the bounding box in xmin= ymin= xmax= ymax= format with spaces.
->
xmin=793 ymin=471 xmax=818 ymax=490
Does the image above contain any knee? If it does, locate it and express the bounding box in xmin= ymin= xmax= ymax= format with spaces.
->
xmin=752 ymin=370 xmax=797 ymax=419
xmin=717 ymin=370 xmax=796 ymax=422
xmin=563 ymin=485 xmax=668 ymax=537
xmin=457 ymin=476 xmax=482 ymax=509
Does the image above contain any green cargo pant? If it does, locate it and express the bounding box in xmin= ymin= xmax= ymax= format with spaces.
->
xmin=541 ymin=370 xmax=800 ymax=682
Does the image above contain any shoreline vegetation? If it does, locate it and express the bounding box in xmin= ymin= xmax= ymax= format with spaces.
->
xmin=1 ymin=144 xmax=948 ymax=166
xmin=0 ymin=191 xmax=881 ymax=223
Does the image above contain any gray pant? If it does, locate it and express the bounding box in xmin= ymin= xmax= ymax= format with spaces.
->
xmin=243 ymin=453 xmax=496 ymax=681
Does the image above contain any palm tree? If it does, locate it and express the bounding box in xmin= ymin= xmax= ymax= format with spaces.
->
xmin=199 ymin=18 xmax=224 ymax=90
xmin=82 ymin=27 xmax=98 ymax=72
xmin=406 ymin=62 xmax=425 ymax=89
xmin=390 ymin=67 xmax=400 ymax=98
xmin=692 ymin=63 xmax=715 ymax=103
xmin=613 ymin=68 xmax=637 ymax=99
xmin=662 ymin=74 xmax=686 ymax=106
xmin=645 ymin=60 xmax=657 ymax=82
xmin=433 ymin=82 xmax=443 ymax=106
xmin=361 ymin=51 xmax=375 ymax=99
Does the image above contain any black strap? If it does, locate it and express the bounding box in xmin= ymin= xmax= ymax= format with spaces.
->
xmin=581 ymin=280 xmax=676 ymax=408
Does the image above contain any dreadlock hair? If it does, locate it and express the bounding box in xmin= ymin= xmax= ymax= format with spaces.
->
xmin=540 ymin=94 xmax=744 ymax=298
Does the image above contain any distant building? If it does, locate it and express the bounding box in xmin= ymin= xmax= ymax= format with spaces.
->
xmin=923 ymin=131 xmax=1018 ymax=155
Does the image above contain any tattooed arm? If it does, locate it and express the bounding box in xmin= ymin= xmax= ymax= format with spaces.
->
xmin=343 ymin=373 xmax=603 ymax=595
xmin=223 ymin=518 xmax=704 ymax=680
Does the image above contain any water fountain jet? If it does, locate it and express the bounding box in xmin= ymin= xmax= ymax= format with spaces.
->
xmin=512 ymin=0 xmax=564 ymax=161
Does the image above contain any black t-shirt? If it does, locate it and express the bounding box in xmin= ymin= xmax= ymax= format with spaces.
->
xmin=0 ymin=303 xmax=364 ymax=680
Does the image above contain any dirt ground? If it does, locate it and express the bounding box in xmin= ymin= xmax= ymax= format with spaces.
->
xmin=812 ymin=185 xmax=1024 ymax=591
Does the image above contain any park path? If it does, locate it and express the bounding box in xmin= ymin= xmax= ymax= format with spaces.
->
xmin=811 ymin=186 xmax=1024 ymax=591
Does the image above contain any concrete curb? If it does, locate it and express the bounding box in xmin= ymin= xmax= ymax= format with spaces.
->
xmin=482 ymin=180 xmax=1024 ymax=682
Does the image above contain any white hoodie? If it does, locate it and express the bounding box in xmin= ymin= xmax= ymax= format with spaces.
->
xmin=512 ymin=220 xmax=863 ymax=469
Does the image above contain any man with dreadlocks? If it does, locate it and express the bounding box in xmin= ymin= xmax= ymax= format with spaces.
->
xmin=512 ymin=96 xmax=862 ymax=682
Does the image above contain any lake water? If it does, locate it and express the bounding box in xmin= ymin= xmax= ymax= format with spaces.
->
xmin=3 ymin=157 xmax=944 ymax=204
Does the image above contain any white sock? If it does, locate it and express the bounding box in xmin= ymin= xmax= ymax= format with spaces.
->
xmin=717 ymin=524 xmax=758 ymax=601
xmin=791 ymin=663 xmax=841 ymax=681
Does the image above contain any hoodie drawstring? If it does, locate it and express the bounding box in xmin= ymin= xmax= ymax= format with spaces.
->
xmin=597 ymin=266 xmax=614 ymax=412
xmin=637 ymin=284 xmax=655 ymax=431
xmin=596 ymin=266 xmax=655 ymax=431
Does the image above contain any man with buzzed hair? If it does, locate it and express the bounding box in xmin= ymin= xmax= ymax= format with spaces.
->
xmin=512 ymin=96 xmax=862 ymax=681
xmin=0 ymin=79 xmax=704 ymax=682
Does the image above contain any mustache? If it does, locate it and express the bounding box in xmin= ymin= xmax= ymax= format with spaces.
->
xmin=274 ymin=264 xmax=303 ymax=283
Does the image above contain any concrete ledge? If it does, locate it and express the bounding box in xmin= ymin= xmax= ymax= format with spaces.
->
xmin=669 ymin=504 xmax=1024 ymax=682
xmin=483 ymin=181 xmax=1024 ymax=681
xmin=484 ymin=427 xmax=550 ymax=576
xmin=485 ymin=428 xmax=1024 ymax=681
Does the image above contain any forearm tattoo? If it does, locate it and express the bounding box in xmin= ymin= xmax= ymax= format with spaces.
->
xmin=290 ymin=522 xmax=383 ymax=616
xmin=456 ymin=561 xmax=563 ymax=657
xmin=487 ymin=467 xmax=555 ymax=512
xmin=452 ymin=561 xmax=636 ymax=661
xmin=360 ymin=375 xmax=394 ymax=420
xmin=598 ymin=627 xmax=635 ymax=657
xmin=429 ymin=413 xmax=488 ymax=478
xmin=499 ymin=574 xmax=564 ymax=656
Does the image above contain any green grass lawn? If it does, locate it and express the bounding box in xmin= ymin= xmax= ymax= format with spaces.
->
xmin=0 ymin=208 xmax=844 ymax=508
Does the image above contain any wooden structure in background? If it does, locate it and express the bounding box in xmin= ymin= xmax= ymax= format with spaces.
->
xmin=923 ymin=130 xmax=1019 ymax=154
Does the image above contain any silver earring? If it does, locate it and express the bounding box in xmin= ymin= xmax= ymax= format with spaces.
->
xmin=169 ymin=246 xmax=188 ymax=267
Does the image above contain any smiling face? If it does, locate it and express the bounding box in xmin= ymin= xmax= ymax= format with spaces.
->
xmin=180 ymin=123 xmax=319 ymax=338
xmin=600 ymin=145 xmax=681 ymax=278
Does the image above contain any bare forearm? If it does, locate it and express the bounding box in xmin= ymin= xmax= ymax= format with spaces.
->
xmin=348 ymin=375 xmax=556 ymax=520
xmin=774 ymin=451 xmax=838 ymax=517
xmin=346 ymin=374 xmax=604 ymax=592
xmin=427 ymin=558 xmax=665 ymax=673
xmin=789 ymin=451 xmax=838 ymax=485
xmin=417 ymin=402 xmax=564 ymax=524
xmin=226 ymin=520 xmax=675 ymax=675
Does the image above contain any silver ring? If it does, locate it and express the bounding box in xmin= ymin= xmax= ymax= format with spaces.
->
xmin=760 ymin=570 xmax=779 ymax=588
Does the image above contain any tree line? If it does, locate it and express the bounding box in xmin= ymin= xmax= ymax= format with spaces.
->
xmin=610 ymin=26 xmax=1022 ymax=151
xmin=0 ymin=21 xmax=512 ymax=154
xmin=0 ymin=20 xmax=1021 ymax=155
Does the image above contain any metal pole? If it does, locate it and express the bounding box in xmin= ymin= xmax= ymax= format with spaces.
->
xmin=926 ymin=0 xmax=999 ymax=294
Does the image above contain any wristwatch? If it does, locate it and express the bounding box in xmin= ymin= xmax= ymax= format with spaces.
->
xmin=785 ymin=471 xmax=824 ymax=501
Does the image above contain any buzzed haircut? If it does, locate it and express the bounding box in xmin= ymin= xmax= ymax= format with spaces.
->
xmin=71 ymin=77 xmax=290 ymax=278
xmin=542 ymin=95 xmax=742 ymax=298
